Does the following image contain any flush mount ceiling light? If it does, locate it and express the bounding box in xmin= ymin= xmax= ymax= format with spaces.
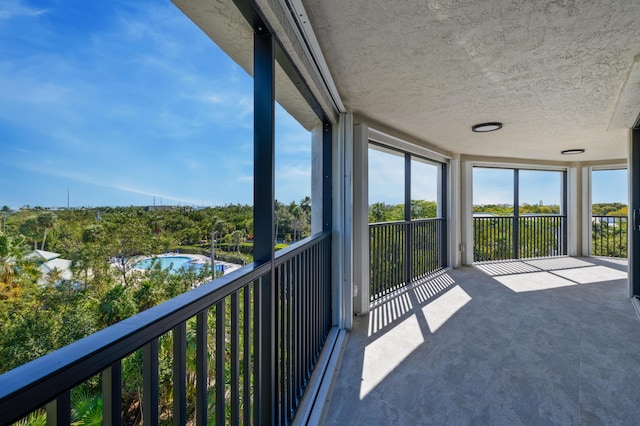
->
xmin=561 ymin=148 xmax=585 ymax=155
xmin=472 ymin=122 xmax=502 ymax=132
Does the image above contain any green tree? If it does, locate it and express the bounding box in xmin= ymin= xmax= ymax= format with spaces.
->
xmin=98 ymin=285 xmax=136 ymax=327
xmin=0 ymin=234 xmax=40 ymax=302
xmin=37 ymin=212 xmax=57 ymax=250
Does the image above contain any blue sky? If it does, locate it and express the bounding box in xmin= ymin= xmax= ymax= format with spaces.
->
xmin=0 ymin=0 xmax=312 ymax=209
xmin=1 ymin=1 xmax=628 ymax=210
xmin=369 ymin=149 xmax=628 ymax=206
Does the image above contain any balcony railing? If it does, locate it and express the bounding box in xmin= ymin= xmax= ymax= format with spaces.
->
xmin=592 ymin=215 xmax=627 ymax=258
xmin=473 ymin=215 xmax=567 ymax=261
xmin=369 ymin=218 xmax=446 ymax=301
xmin=0 ymin=231 xmax=332 ymax=425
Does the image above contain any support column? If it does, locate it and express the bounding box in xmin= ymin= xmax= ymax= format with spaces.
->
xmin=353 ymin=123 xmax=370 ymax=315
xmin=580 ymin=165 xmax=591 ymax=256
xmin=448 ymin=156 xmax=461 ymax=267
xmin=333 ymin=113 xmax=354 ymax=329
xmin=460 ymin=160 xmax=474 ymax=265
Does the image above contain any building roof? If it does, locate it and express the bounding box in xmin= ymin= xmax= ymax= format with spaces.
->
xmin=28 ymin=249 xmax=61 ymax=262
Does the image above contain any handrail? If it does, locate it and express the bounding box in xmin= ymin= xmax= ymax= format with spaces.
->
xmin=591 ymin=215 xmax=627 ymax=258
xmin=0 ymin=230 xmax=331 ymax=425
xmin=274 ymin=230 xmax=331 ymax=265
xmin=473 ymin=214 xmax=567 ymax=261
xmin=369 ymin=217 xmax=443 ymax=227
xmin=0 ymin=262 xmax=266 ymax=423
xmin=369 ymin=218 xmax=446 ymax=301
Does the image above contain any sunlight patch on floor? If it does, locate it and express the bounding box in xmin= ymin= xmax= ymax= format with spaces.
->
xmin=475 ymin=261 xmax=539 ymax=277
xmin=361 ymin=314 xmax=423 ymax=399
xmin=494 ymin=271 xmax=576 ymax=292
xmin=421 ymin=285 xmax=471 ymax=333
xmin=552 ymin=265 xmax=627 ymax=284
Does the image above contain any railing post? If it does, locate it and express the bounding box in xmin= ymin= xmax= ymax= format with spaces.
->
xmin=102 ymin=361 xmax=122 ymax=426
xmin=142 ymin=339 xmax=159 ymax=426
xmin=172 ymin=324 xmax=186 ymax=426
xmin=196 ymin=310 xmax=208 ymax=425
xmin=45 ymin=391 xmax=70 ymax=426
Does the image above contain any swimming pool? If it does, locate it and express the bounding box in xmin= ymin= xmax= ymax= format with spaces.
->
xmin=133 ymin=256 xmax=224 ymax=274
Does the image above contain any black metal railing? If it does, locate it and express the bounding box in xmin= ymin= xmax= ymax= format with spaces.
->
xmin=473 ymin=215 xmax=566 ymax=261
xmin=369 ymin=218 xmax=445 ymax=301
xmin=592 ymin=215 xmax=627 ymax=258
xmin=0 ymin=231 xmax=331 ymax=425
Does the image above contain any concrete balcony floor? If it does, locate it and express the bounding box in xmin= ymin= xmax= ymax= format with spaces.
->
xmin=323 ymin=257 xmax=638 ymax=425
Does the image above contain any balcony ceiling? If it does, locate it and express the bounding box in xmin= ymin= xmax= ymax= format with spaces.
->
xmin=302 ymin=0 xmax=640 ymax=162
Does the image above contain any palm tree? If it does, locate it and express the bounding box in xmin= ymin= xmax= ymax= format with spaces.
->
xmin=37 ymin=212 xmax=57 ymax=251
xmin=231 ymin=229 xmax=247 ymax=253
xmin=0 ymin=234 xmax=40 ymax=301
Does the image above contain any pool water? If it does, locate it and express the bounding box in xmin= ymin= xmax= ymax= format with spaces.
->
xmin=134 ymin=256 xmax=224 ymax=274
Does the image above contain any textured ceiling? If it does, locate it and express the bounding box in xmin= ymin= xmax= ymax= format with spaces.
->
xmin=302 ymin=0 xmax=640 ymax=162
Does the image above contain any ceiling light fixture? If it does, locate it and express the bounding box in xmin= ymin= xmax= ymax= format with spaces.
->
xmin=560 ymin=149 xmax=585 ymax=155
xmin=472 ymin=122 xmax=502 ymax=132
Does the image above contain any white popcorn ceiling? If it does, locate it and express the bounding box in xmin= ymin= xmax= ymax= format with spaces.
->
xmin=302 ymin=0 xmax=640 ymax=161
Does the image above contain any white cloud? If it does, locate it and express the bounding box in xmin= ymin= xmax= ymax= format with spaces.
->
xmin=202 ymin=92 xmax=226 ymax=105
xmin=0 ymin=0 xmax=47 ymax=19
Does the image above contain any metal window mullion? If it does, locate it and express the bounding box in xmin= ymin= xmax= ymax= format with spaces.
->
xmin=254 ymin=23 xmax=276 ymax=426
xmin=514 ymin=169 xmax=519 ymax=259
xmin=323 ymin=121 xmax=332 ymax=231
xmin=440 ymin=163 xmax=448 ymax=267
xmin=405 ymin=153 xmax=412 ymax=285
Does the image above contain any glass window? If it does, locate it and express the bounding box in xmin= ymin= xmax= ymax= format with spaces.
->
xmin=519 ymin=170 xmax=562 ymax=214
xmin=368 ymin=145 xmax=404 ymax=223
xmin=274 ymin=61 xmax=321 ymax=243
xmin=473 ymin=168 xmax=514 ymax=216
xmin=410 ymin=157 xmax=439 ymax=219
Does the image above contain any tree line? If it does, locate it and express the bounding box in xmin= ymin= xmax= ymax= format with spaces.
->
xmin=0 ymin=199 xmax=313 ymax=423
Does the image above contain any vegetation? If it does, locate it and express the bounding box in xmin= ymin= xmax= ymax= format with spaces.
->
xmin=369 ymin=200 xmax=438 ymax=223
xmin=0 ymin=199 xmax=312 ymax=424
xmin=471 ymin=203 xmax=628 ymax=260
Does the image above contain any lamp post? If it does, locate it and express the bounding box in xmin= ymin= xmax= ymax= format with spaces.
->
xmin=211 ymin=231 xmax=218 ymax=280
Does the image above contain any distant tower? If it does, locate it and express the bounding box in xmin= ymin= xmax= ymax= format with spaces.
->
xmin=67 ymin=188 xmax=70 ymax=209
xmin=539 ymin=200 xmax=543 ymax=206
